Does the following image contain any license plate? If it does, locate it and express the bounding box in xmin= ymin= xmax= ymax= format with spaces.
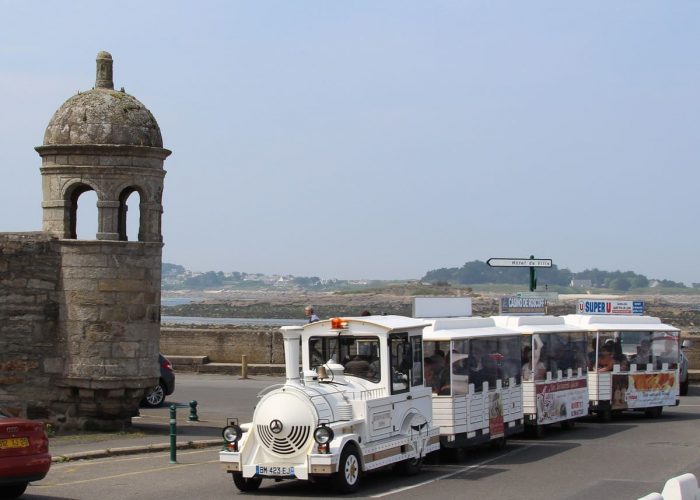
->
xmin=0 ymin=438 xmax=29 ymax=450
xmin=256 ymin=465 xmax=295 ymax=477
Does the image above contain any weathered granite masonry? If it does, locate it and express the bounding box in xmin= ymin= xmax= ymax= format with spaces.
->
xmin=0 ymin=234 xmax=61 ymax=420
xmin=0 ymin=52 xmax=170 ymax=429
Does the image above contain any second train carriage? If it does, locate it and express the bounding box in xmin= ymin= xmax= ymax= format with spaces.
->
xmin=422 ymin=317 xmax=524 ymax=449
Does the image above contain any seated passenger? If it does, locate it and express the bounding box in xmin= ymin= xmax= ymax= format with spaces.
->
xmin=596 ymin=345 xmax=615 ymax=372
xmin=587 ymin=339 xmax=598 ymax=371
xmin=655 ymin=339 xmax=678 ymax=369
xmin=606 ymin=338 xmax=629 ymax=371
xmin=344 ymin=355 xmax=370 ymax=377
xmin=467 ymin=354 xmax=485 ymax=390
xmin=424 ymin=357 xmax=450 ymax=395
xmin=631 ymin=340 xmax=651 ymax=368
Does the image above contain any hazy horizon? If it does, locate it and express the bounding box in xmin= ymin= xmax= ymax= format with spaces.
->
xmin=164 ymin=260 xmax=694 ymax=286
xmin=2 ymin=2 xmax=698 ymax=284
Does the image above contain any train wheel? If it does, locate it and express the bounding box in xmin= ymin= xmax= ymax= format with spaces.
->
xmin=334 ymin=445 xmax=362 ymax=493
xmin=491 ymin=437 xmax=507 ymax=450
xmin=561 ymin=419 xmax=576 ymax=430
xmin=533 ymin=425 xmax=545 ymax=439
xmin=645 ymin=406 xmax=663 ymax=418
xmin=232 ymin=472 xmax=262 ymax=492
xmin=394 ymin=456 xmax=423 ymax=476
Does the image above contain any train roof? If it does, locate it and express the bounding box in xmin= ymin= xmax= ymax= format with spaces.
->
xmin=561 ymin=314 xmax=679 ymax=332
xmin=422 ymin=317 xmax=520 ymax=340
xmin=492 ymin=315 xmax=587 ymax=334
xmin=302 ymin=315 xmax=430 ymax=336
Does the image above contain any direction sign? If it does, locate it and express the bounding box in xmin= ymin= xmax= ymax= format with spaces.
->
xmin=487 ymin=258 xmax=552 ymax=268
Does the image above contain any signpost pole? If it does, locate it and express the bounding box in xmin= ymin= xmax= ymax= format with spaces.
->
xmin=529 ymin=255 xmax=537 ymax=291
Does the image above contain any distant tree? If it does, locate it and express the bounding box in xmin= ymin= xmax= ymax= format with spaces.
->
xmin=654 ymin=279 xmax=687 ymax=288
xmin=631 ymin=275 xmax=649 ymax=288
xmin=422 ymin=260 xmax=570 ymax=287
xmin=184 ymin=271 xmax=224 ymax=288
xmin=610 ymin=277 xmax=632 ymax=291
xmin=162 ymin=263 xmax=186 ymax=276
xmin=293 ymin=276 xmax=321 ymax=287
xmin=693 ymin=283 xmax=700 ymax=289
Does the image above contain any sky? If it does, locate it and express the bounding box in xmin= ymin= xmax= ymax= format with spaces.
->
xmin=1 ymin=2 xmax=699 ymax=283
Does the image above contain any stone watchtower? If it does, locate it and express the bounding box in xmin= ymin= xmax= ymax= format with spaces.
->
xmin=30 ymin=52 xmax=171 ymax=428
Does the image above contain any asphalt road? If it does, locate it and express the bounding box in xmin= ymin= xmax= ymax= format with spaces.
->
xmin=25 ymin=374 xmax=700 ymax=500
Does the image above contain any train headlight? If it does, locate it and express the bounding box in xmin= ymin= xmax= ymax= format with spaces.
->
xmin=313 ymin=424 xmax=334 ymax=445
xmin=222 ymin=424 xmax=243 ymax=443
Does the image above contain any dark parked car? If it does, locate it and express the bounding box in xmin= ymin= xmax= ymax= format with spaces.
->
xmin=141 ymin=354 xmax=176 ymax=408
xmin=679 ymin=340 xmax=691 ymax=396
xmin=0 ymin=411 xmax=51 ymax=499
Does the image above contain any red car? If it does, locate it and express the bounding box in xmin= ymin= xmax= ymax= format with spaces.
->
xmin=0 ymin=411 xmax=51 ymax=499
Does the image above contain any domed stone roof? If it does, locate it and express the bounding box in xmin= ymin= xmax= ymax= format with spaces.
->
xmin=42 ymin=52 xmax=163 ymax=147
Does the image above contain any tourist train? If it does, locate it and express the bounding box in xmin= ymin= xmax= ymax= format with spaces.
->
xmin=219 ymin=299 xmax=683 ymax=493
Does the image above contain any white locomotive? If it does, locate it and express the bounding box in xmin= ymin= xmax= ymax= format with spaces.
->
xmin=219 ymin=316 xmax=440 ymax=493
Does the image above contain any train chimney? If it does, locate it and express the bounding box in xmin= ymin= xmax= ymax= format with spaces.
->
xmin=280 ymin=326 xmax=303 ymax=383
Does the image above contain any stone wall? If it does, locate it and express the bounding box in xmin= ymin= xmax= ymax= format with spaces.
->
xmin=0 ymin=233 xmax=162 ymax=428
xmin=160 ymin=327 xmax=285 ymax=364
xmin=0 ymin=233 xmax=61 ymax=419
xmin=683 ymin=336 xmax=700 ymax=369
xmin=54 ymin=240 xmax=161 ymax=425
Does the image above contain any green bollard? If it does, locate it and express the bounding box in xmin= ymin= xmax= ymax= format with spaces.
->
xmin=169 ymin=404 xmax=177 ymax=464
xmin=188 ymin=400 xmax=199 ymax=422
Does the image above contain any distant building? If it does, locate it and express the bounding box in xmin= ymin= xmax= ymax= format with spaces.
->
xmin=570 ymin=279 xmax=593 ymax=288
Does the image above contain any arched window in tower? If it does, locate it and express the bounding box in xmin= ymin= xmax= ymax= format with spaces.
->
xmin=118 ymin=187 xmax=143 ymax=241
xmin=67 ymin=184 xmax=98 ymax=240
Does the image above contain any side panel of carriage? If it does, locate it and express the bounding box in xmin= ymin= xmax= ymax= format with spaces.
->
xmin=521 ymin=369 xmax=588 ymax=425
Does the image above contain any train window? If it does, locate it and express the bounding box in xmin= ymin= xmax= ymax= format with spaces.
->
xmin=451 ymin=339 xmax=469 ymax=395
xmin=522 ymin=335 xmax=546 ymax=382
xmin=411 ymin=336 xmax=423 ymax=387
xmin=597 ymin=331 xmax=679 ymax=371
xmin=309 ymin=336 xmax=381 ymax=383
xmin=424 ymin=340 xmax=451 ymax=395
xmin=500 ymin=336 xmax=522 ymax=387
xmin=544 ymin=332 xmax=588 ymax=377
xmin=390 ymin=333 xmax=411 ymax=394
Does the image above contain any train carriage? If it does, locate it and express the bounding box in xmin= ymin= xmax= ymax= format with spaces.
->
xmin=219 ymin=316 xmax=440 ymax=493
xmin=563 ymin=308 xmax=680 ymax=420
xmin=422 ymin=317 xmax=525 ymax=449
xmin=493 ymin=315 xmax=589 ymax=436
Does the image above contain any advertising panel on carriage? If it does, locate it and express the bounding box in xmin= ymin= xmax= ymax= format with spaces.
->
xmin=610 ymin=372 xmax=677 ymax=410
xmin=535 ymin=379 xmax=588 ymax=424
xmin=489 ymin=392 xmax=505 ymax=437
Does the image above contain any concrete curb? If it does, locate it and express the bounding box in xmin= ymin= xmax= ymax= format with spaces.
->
xmin=51 ymin=438 xmax=222 ymax=463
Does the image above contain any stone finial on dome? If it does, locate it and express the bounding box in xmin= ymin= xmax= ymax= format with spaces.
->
xmin=96 ymin=51 xmax=114 ymax=90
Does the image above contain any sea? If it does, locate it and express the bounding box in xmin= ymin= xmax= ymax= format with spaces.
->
xmin=160 ymin=296 xmax=305 ymax=326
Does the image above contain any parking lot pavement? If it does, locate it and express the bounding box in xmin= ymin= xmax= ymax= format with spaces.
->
xmin=49 ymin=373 xmax=283 ymax=460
